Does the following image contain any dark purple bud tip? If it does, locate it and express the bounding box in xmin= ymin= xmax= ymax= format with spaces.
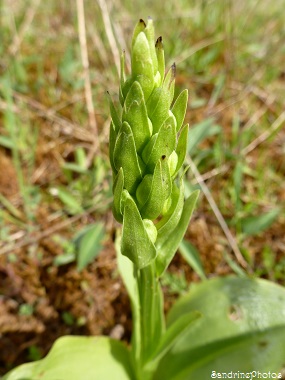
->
xmin=171 ymin=63 xmax=176 ymax=78
xmin=155 ymin=36 xmax=163 ymax=48
xmin=161 ymin=155 xmax=166 ymax=160
xmin=139 ymin=19 xmax=146 ymax=27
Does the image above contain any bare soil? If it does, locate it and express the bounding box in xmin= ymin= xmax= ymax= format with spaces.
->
xmin=0 ymin=89 xmax=284 ymax=375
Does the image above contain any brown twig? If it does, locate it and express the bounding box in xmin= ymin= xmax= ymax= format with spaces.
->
xmin=97 ymin=0 xmax=120 ymax=76
xmin=1 ymin=90 xmax=94 ymax=142
xmin=8 ymin=0 xmax=42 ymax=56
xmin=76 ymin=0 xmax=100 ymax=166
xmin=112 ymin=19 xmax=130 ymax=72
xmin=88 ymin=23 xmax=110 ymax=69
xmin=175 ymin=36 xmax=224 ymax=65
xmin=188 ymin=157 xmax=250 ymax=270
xmin=242 ymin=110 xmax=285 ymax=156
xmin=0 ymin=205 xmax=104 ymax=256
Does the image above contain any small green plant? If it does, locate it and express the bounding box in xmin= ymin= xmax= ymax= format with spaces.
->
xmin=52 ymin=222 xmax=105 ymax=271
xmin=4 ymin=18 xmax=285 ymax=380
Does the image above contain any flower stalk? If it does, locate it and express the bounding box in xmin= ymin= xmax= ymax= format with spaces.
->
xmin=109 ymin=17 xmax=199 ymax=378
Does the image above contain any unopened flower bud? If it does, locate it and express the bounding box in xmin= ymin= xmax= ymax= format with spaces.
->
xmin=109 ymin=18 xmax=192 ymax=269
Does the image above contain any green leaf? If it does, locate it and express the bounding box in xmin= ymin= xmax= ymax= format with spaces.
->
xmin=0 ymin=135 xmax=13 ymax=149
xmin=113 ymin=121 xmax=142 ymax=194
xmin=140 ymin=156 xmax=172 ymax=219
xmin=121 ymin=77 xmax=134 ymax=103
xmin=163 ymin=64 xmax=175 ymax=106
xmin=120 ymin=50 xmax=126 ymax=85
xmin=173 ymin=123 xmax=188 ymax=177
xmin=0 ymin=192 xmax=23 ymax=219
xmin=3 ymin=336 xmax=134 ymax=380
xmin=179 ymin=240 xmax=206 ymax=280
xmin=155 ymin=36 xmax=165 ymax=87
xmin=222 ymin=250 xmax=247 ymax=277
xmin=156 ymin=179 xmax=184 ymax=239
xmin=172 ymin=89 xmax=188 ymax=132
xmin=53 ymin=252 xmax=76 ymax=266
xmin=156 ymin=190 xmax=199 ymax=276
xmin=55 ymin=187 xmax=83 ymax=214
xmin=119 ymin=52 xmax=127 ymax=106
xmin=123 ymin=81 xmax=150 ymax=153
xmin=188 ymin=118 xmax=221 ymax=154
xmin=241 ymin=208 xmax=280 ymax=236
xmin=116 ymin=232 xmax=139 ymax=309
xmin=107 ymin=92 xmax=121 ymax=130
xmin=143 ymin=219 xmax=157 ymax=243
xmin=146 ymin=86 xmax=172 ymax=134
xmin=144 ymin=18 xmax=158 ymax=74
xmin=74 ymin=223 xmax=105 ymax=271
xmin=154 ymin=277 xmax=285 ymax=379
xmin=121 ymin=193 xmax=157 ymax=269
xmin=141 ymin=133 xmax=158 ymax=164
xmin=62 ymin=311 xmax=75 ymax=326
xmin=19 ymin=303 xmax=34 ymax=316
xmin=136 ymin=174 xmax=153 ymax=206
xmin=109 ymin=121 xmax=118 ymax=174
xmin=146 ymin=311 xmax=201 ymax=371
xmin=189 ymin=98 xmax=206 ymax=109
xmin=131 ymin=31 xmax=154 ymax=101
xmin=112 ymin=168 xmax=124 ymax=223
xmin=62 ymin=162 xmax=87 ymax=174
xmin=144 ymin=115 xmax=176 ymax=172
xmin=131 ymin=18 xmax=146 ymax=48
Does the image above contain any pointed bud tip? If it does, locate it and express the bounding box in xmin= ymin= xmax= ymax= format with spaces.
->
xmin=172 ymin=63 xmax=176 ymax=78
xmin=155 ymin=36 xmax=163 ymax=48
xmin=139 ymin=19 xmax=146 ymax=27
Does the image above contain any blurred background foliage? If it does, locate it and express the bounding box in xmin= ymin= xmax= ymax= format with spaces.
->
xmin=0 ymin=0 xmax=284 ymax=373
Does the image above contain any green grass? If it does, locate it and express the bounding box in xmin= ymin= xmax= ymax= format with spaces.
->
xmin=0 ymin=0 xmax=284 ymax=280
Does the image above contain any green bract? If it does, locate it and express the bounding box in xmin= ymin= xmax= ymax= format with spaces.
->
xmin=110 ymin=18 xmax=193 ymax=271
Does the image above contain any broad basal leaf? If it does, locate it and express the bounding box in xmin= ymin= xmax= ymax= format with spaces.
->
xmin=3 ymin=336 xmax=134 ymax=380
xmin=154 ymin=277 xmax=285 ymax=380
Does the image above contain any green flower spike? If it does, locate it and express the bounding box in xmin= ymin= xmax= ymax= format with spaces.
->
xmin=110 ymin=18 xmax=199 ymax=271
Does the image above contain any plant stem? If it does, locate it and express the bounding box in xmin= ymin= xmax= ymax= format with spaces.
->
xmin=136 ymin=261 xmax=165 ymax=377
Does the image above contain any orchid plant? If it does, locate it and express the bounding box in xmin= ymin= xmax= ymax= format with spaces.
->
xmin=4 ymin=18 xmax=285 ymax=380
